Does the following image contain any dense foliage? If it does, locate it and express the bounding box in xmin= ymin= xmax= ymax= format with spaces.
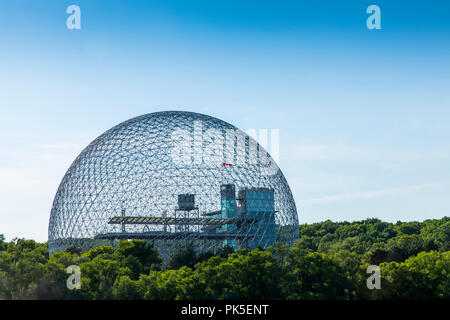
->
xmin=0 ymin=217 xmax=448 ymax=300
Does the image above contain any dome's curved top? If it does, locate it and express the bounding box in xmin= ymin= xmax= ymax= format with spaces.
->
xmin=48 ymin=111 xmax=298 ymax=254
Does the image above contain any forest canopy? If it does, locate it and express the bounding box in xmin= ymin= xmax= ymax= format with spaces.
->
xmin=0 ymin=217 xmax=448 ymax=300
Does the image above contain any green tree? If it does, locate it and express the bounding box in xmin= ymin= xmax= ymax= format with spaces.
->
xmin=166 ymin=246 xmax=197 ymax=270
xmin=373 ymin=251 xmax=450 ymax=299
xmin=65 ymin=245 xmax=82 ymax=255
xmin=191 ymin=248 xmax=283 ymax=300
xmin=281 ymin=248 xmax=352 ymax=300
xmin=0 ymin=234 xmax=7 ymax=251
xmin=0 ymin=239 xmax=47 ymax=299
xmin=386 ymin=234 xmax=427 ymax=262
xmin=113 ymin=275 xmax=143 ymax=300
xmin=141 ymin=267 xmax=195 ymax=300
xmin=83 ymin=245 xmax=115 ymax=260
xmin=79 ymin=256 xmax=130 ymax=299
xmin=116 ymin=240 xmax=162 ymax=277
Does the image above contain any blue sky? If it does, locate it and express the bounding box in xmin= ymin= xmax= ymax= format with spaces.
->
xmin=0 ymin=1 xmax=449 ymax=241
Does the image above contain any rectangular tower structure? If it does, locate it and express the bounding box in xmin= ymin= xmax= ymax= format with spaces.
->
xmin=238 ymin=187 xmax=276 ymax=249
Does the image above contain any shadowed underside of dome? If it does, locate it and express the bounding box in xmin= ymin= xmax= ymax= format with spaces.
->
xmin=48 ymin=111 xmax=298 ymax=258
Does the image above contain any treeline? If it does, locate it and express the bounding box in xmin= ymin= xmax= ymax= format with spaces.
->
xmin=0 ymin=217 xmax=448 ymax=300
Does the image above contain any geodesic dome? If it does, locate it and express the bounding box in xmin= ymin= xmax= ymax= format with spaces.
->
xmin=48 ymin=111 xmax=298 ymax=257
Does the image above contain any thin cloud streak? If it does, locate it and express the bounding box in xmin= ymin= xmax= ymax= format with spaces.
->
xmin=301 ymin=183 xmax=448 ymax=206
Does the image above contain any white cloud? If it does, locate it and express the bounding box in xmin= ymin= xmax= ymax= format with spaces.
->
xmin=283 ymin=142 xmax=378 ymax=162
xmin=300 ymin=182 xmax=447 ymax=206
xmin=280 ymin=139 xmax=450 ymax=165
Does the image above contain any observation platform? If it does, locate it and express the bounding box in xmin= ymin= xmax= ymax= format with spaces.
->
xmin=93 ymin=215 xmax=257 ymax=241
xmin=108 ymin=216 xmax=256 ymax=226
xmin=94 ymin=231 xmax=249 ymax=240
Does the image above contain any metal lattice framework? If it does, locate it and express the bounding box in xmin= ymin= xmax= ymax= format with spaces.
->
xmin=48 ymin=111 xmax=299 ymax=258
